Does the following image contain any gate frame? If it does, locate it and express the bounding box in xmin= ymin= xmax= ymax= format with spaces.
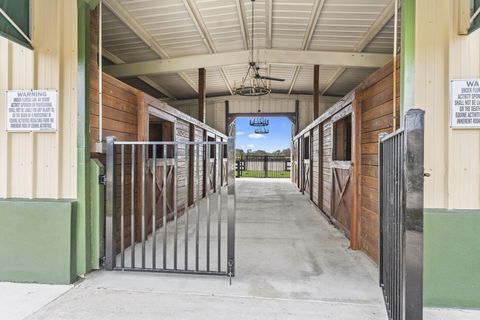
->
xmin=104 ymin=137 xmax=236 ymax=277
xmin=379 ymin=109 xmax=425 ymax=320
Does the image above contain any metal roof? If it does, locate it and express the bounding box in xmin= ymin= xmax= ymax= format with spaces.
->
xmin=101 ymin=0 xmax=399 ymax=100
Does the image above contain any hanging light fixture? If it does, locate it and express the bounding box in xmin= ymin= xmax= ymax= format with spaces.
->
xmin=255 ymin=127 xmax=269 ymax=135
xmin=249 ymin=117 xmax=269 ymax=127
xmin=233 ymin=0 xmax=285 ymax=96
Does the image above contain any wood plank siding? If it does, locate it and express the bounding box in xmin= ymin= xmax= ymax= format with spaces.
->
xmin=292 ymin=59 xmax=400 ymax=264
xmin=89 ymin=9 xmax=226 ymax=252
xmin=357 ymin=60 xmax=400 ymax=262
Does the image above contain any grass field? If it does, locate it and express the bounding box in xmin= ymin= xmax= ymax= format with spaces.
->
xmin=237 ymin=170 xmax=290 ymax=178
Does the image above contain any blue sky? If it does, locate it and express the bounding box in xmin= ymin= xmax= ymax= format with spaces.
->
xmin=235 ymin=117 xmax=292 ymax=152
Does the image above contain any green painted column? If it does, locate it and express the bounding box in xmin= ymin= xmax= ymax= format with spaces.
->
xmin=401 ymin=0 xmax=415 ymax=117
xmin=76 ymin=0 xmax=92 ymax=276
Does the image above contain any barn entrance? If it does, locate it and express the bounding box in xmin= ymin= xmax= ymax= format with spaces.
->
xmin=233 ymin=116 xmax=293 ymax=179
xmin=91 ymin=0 xmax=423 ymax=318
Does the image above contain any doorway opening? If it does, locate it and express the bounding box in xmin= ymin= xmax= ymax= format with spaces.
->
xmin=234 ymin=116 xmax=293 ymax=179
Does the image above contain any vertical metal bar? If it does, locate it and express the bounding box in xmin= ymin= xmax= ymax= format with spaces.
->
xmin=141 ymin=145 xmax=146 ymax=269
xmin=163 ymin=144 xmax=167 ymax=269
xmin=120 ymin=144 xmax=125 ymax=268
xmin=379 ymin=133 xmax=387 ymax=287
xmin=399 ymin=132 xmax=405 ymax=320
xmin=131 ymin=145 xmax=135 ymax=268
xmin=184 ymin=143 xmax=190 ymax=270
xmin=206 ymin=143 xmax=211 ymax=271
xmin=195 ymin=144 xmax=200 ymax=271
xmin=173 ymin=144 xmax=178 ymax=270
xmin=152 ymin=145 xmax=157 ymax=269
xmin=105 ymin=136 xmax=117 ymax=270
xmin=392 ymin=134 xmax=400 ymax=318
xmin=227 ymin=137 xmax=236 ymax=276
xmin=217 ymin=143 xmax=222 ymax=272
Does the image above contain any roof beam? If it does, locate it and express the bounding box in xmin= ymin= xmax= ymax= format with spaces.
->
xmin=321 ymin=0 xmax=397 ymax=95
xmin=182 ymin=0 xmax=234 ymax=95
xmin=265 ymin=0 xmax=273 ymax=49
xmin=235 ymin=0 xmax=249 ymax=49
xmin=103 ymin=49 xmax=175 ymax=99
xmin=104 ymin=49 xmax=391 ymax=78
xmin=103 ymin=0 xmax=197 ymax=93
xmin=288 ymin=0 xmax=327 ymax=94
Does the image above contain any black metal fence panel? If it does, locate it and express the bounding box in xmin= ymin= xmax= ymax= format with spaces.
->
xmin=236 ymin=155 xmax=291 ymax=178
xmin=379 ymin=109 xmax=425 ymax=320
xmin=105 ymin=139 xmax=236 ymax=280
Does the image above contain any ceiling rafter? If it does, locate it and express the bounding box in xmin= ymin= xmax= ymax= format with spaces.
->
xmin=235 ymin=0 xmax=249 ymax=49
xmin=182 ymin=0 xmax=234 ymax=95
xmin=104 ymin=49 xmax=391 ymax=78
xmin=288 ymin=0 xmax=327 ymax=94
xmin=103 ymin=49 xmax=175 ymax=99
xmin=321 ymin=0 xmax=397 ymax=95
xmin=265 ymin=0 xmax=273 ymax=49
xmin=103 ymin=0 xmax=198 ymax=93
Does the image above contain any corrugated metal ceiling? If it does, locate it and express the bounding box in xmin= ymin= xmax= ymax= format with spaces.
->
xmin=102 ymin=0 xmax=399 ymax=100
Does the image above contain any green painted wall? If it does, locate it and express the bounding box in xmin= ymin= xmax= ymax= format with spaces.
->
xmin=424 ymin=209 xmax=480 ymax=308
xmin=76 ymin=0 xmax=93 ymax=276
xmin=0 ymin=200 xmax=77 ymax=284
xmin=90 ymin=159 xmax=105 ymax=269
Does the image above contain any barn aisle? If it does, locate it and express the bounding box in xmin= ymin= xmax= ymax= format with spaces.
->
xmin=25 ymin=178 xmax=480 ymax=319
xmin=28 ymin=178 xmax=392 ymax=320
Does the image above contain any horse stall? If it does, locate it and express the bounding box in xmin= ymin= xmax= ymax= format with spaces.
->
xmin=89 ymin=10 xmax=227 ymax=254
xmin=292 ymin=60 xmax=399 ymax=262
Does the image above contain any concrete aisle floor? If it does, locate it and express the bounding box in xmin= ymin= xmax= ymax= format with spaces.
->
xmin=26 ymin=179 xmax=480 ymax=320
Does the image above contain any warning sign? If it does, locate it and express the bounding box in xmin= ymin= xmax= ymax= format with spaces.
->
xmin=6 ymin=90 xmax=58 ymax=132
xmin=450 ymin=80 xmax=480 ymax=128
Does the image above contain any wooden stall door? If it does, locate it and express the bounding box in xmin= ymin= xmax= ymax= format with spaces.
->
xmin=331 ymin=164 xmax=353 ymax=238
xmin=143 ymin=115 xmax=175 ymax=238
xmin=145 ymin=160 xmax=175 ymax=234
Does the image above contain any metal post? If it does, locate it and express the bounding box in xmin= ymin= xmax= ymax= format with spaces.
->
xmin=227 ymin=136 xmax=236 ymax=277
xmin=379 ymin=132 xmax=387 ymax=287
xmin=105 ymin=136 xmax=117 ymax=270
xmin=403 ymin=109 xmax=425 ymax=320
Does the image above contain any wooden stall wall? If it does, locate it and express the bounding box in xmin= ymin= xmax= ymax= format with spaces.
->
xmin=194 ymin=126 xmax=205 ymax=200
xmin=90 ymin=9 xmax=140 ymax=250
xmin=90 ymin=9 xmax=226 ymax=252
xmin=311 ymin=126 xmax=320 ymax=206
xmin=322 ymin=120 xmax=333 ymax=216
xmin=356 ymin=60 xmax=400 ymax=262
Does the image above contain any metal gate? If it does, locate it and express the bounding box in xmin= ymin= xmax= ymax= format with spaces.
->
xmin=236 ymin=155 xmax=291 ymax=178
xmin=105 ymin=137 xmax=236 ymax=279
xmin=379 ymin=109 xmax=425 ymax=320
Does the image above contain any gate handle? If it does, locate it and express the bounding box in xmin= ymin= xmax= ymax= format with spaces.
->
xmin=424 ymin=172 xmax=431 ymax=177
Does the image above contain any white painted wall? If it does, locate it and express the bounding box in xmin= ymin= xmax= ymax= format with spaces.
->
xmin=0 ymin=0 xmax=78 ymax=199
xmin=416 ymin=0 xmax=480 ymax=209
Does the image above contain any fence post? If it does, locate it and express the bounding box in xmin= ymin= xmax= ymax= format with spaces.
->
xmin=264 ymin=155 xmax=268 ymax=178
xmin=403 ymin=109 xmax=425 ymax=320
xmin=227 ymin=136 xmax=236 ymax=277
xmin=105 ymin=136 xmax=117 ymax=270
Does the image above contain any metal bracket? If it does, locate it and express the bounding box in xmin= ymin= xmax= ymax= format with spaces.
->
xmin=228 ymin=259 xmax=234 ymax=285
xmin=99 ymin=174 xmax=106 ymax=185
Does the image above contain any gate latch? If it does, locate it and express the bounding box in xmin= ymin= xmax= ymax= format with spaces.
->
xmin=99 ymin=175 xmax=106 ymax=185
xmin=228 ymin=259 xmax=234 ymax=285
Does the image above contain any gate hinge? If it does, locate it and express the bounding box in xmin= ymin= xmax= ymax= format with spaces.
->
xmin=99 ymin=175 xmax=106 ymax=185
